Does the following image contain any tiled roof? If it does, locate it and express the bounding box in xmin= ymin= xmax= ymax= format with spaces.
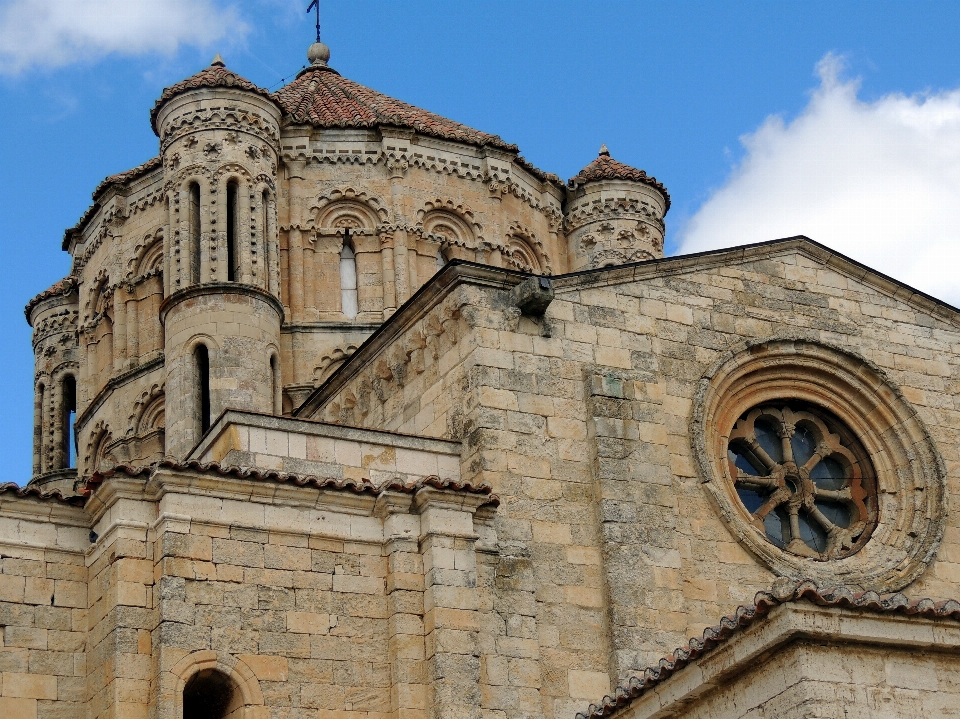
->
xmin=92 ymin=156 xmax=162 ymax=199
xmin=62 ymin=155 xmax=163 ymax=251
xmin=576 ymin=579 xmax=960 ymax=719
xmin=0 ymin=482 xmax=84 ymax=506
xmin=274 ymin=65 xmax=518 ymax=152
xmin=83 ymin=459 xmax=499 ymax=505
xmin=568 ymin=147 xmax=670 ymax=210
xmin=150 ymin=62 xmax=277 ymax=132
xmin=24 ymin=275 xmax=78 ymax=322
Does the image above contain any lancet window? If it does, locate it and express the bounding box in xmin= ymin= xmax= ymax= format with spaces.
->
xmin=194 ymin=344 xmax=211 ymax=435
xmin=189 ymin=182 xmax=201 ymax=284
xmin=340 ymin=234 xmax=358 ymax=319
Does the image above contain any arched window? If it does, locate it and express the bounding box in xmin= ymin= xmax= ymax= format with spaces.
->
xmin=189 ymin=182 xmax=201 ymax=284
xmin=226 ymin=181 xmax=238 ymax=282
xmin=183 ymin=669 xmax=240 ymax=719
xmin=61 ymin=376 xmax=76 ymax=469
xmin=436 ymin=248 xmax=447 ymax=271
xmin=194 ymin=345 xmax=211 ymax=435
xmin=270 ymin=354 xmax=281 ymax=415
xmin=340 ymin=234 xmax=358 ymax=319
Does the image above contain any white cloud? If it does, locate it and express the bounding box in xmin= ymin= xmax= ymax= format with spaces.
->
xmin=677 ymin=53 xmax=960 ymax=307
xmin=0 ymin=0 xmax=247 ymax=73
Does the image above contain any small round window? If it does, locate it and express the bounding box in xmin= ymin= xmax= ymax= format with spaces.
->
xmin=726 ymin=402 xmax=877 ymax=560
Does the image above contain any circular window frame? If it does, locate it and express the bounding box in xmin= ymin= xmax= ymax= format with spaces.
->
xmin=726 ymin=401 xmax=878 ymax=560
xmin=693 ymin=335 xmax=946 ymax=592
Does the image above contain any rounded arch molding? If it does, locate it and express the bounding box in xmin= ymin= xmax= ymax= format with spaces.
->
xmin=167 ymin=650 xmax=265 ymax=719
xmin=691 ymin=334 xmax=946 ymax=592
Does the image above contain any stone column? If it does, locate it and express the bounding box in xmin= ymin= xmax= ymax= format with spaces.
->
xmin=415 ymin=487 xmax=492 ymax=719
xmin=33 ymin=383 xmax=43 ymax=475
xmin=239 ymin=183 xmax=253 ymax=285
xmin=303 ymin=236 xmax=317 ymax=320
xmin=200 ymin=181 xmax=213 ymax=284
xmin=113 ymin=290 xmax=127 ymax=371
xmin=380 ymin=233 xmax=397 ymax=318
xmin=267 ymin=196 xmax=280 ymax=297
xmin=126 ymin=294 xmax=139 ymax=361
xmin=377 ymin=491 xmax=428 ymax=719
xmin=214 ymin=181 xmax=228 ymax=282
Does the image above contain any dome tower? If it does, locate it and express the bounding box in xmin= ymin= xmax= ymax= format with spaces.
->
xmin=153 ymin=56 xmax=285 ymax=456
xmin=565 ymin=145 xmax=670 ymax=271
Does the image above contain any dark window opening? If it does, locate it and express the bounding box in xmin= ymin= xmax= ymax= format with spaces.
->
xmin=195 ymin=345 xmax=211 ymax=434
xmin=183 ymin=669 xmax=235 ymax=719
xmin=189 ymin=182 xmax=201 ymax=284
xmin=62 ymin=376 xmax=76 ymax=469
xmin=226 ymin=181 xmax=238 ymax=281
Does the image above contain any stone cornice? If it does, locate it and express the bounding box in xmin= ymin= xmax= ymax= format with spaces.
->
xmin=159 ymin=283 xmax=285 ymax=325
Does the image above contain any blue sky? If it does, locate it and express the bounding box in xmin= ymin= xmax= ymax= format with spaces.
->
xmin=2 ymin=0 xmax=960 ymax=480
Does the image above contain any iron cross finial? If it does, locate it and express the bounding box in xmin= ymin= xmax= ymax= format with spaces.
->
xmin=307 ymin=0 xmax=321 ymax=42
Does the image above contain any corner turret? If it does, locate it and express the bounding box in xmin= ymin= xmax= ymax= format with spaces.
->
xmin=564 ymin=145 xmax=670 ymax=270
xmin=154 ymin=56 xmax=285 ymax=456
xmin=26 ymin=276 xmax=80 ymax=494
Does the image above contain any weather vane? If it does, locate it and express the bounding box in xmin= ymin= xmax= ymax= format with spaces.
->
xmin=307 ymin=0 xmax=321 ymax=43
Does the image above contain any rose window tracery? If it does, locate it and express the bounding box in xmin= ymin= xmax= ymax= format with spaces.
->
xmin=726 ymin=403 xmax=877 ymax=560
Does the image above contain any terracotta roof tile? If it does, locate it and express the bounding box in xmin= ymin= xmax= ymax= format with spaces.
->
xmin=274 ymin=65 xmax=517 ymax=152
xmin=576 ymin=579 xmax=960 ymax=719
xmin=93 ymin=156 xmax=162 ymax=199
xmin=0 ymin=482 xmax=85 ymax=506
xmin=150 ymin=64 xmax=276 ymax=132
xmin=24 ymin=275 xmax=78 ymax=322
xmin=568 ymin=148 xmax=670 ymax=210
xmin=83 ymin=459 xmax=499 ymax=506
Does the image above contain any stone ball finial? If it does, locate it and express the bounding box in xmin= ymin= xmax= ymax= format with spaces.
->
xmin=211 ymin=53 xmax=225 ymax=67
xmin=307 ymin=41 xmax=331 ymax=67
xmin=599 ymin=143 xmax=610 ymax=157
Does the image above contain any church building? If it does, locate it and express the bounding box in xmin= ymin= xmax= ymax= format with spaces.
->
xmin=3 ymin=36 xmax=960 ymax=719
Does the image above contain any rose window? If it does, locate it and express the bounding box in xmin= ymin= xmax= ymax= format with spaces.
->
xmin=726 ymin=404 xmax=877 ymax=560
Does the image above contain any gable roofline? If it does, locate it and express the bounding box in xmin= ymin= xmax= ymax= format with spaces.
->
xmin=551 ymin=234 xmax=960 ymax=327
xmin=576 ymin=579 xmax=960 ymax=719
xmin=293 ymin=235 xmax=960 ymax=418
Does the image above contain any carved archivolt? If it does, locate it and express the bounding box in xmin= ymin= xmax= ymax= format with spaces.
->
xmin=127 ymin=384 xmax=165 ymax=436
xmin=416 ymin=199 xmax=483 ymax=250
xmin=82 ymin=269 xmax=112 ymax=328
xmin=313 ymin=345 xmax=358 ymax=385
xmin=501 ymin=222 xmax=551 ymax=275
xmin=693 ymin=336 xmax=946 ymax=592
xmin=308 ymin=188 xmax=389 ymax=231
xmin=128 ymin=229 xmax=165 ymax=279
xmin=85 ymin=420 xmax=115 ymax=474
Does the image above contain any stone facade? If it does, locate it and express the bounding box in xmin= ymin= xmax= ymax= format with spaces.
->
xmin=4 ymin=41 xmax=960 ymax=719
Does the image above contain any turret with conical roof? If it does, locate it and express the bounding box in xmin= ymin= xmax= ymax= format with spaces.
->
xmin=564 ymin=145 xmax=670 ymax=271
xmin=154 ymin=55 xmax=285 ymax=456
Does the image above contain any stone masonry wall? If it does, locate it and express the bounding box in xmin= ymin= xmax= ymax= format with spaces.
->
xmin=306 ymin=243 xmax=960 ymax=715
xmin=0 ymin=498 xmax=88 ymax=719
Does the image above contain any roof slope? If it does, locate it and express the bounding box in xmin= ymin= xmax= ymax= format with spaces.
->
xmin=150 ymin=60 xmax=278 ymax=132
xmin=577 ymin=579 xmax=960 ymax=719
xmin=569 ymin=146 xmax=670 ymax=208
xmin=274 ymin=65 xmax=517 ymax=151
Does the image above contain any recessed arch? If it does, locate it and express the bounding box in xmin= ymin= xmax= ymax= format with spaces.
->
xmin=167 ymin=650 xmax=265 ymax=719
